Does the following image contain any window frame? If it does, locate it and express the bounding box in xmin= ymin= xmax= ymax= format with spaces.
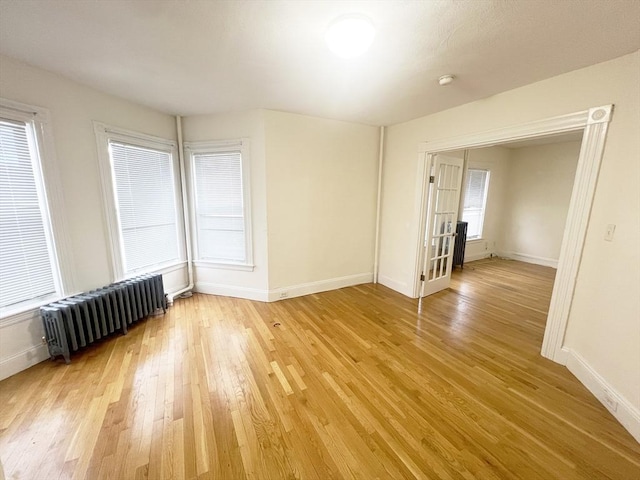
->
xmin=94 ymin=122 xmax=186 ymax=281
xmin=461 ymin=168 xmax=490 ymax=241
xmin=0 ymin=98 xmax=74 ymax=320
xmin=185 ymin=138 xmax=254 ymax=271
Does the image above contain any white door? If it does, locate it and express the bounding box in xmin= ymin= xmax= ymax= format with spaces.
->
xmin=420 ymin=154 xmax=464 ymax=297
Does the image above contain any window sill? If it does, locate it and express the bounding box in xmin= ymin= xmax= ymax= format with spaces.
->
xmin=1 ymin=261 xmax=193 ymax=327
xmin=122 ymin=260 xmax=188 ymax=279
xmin=0 ymin=296 xmax=58 ymax=327
xmin=1 ymin=262 xmax=191 ymax=325
xmin=466 ymin=238 xmax=484 ymax=243
xmin=194 ymin=261 xmax=255 ymax=272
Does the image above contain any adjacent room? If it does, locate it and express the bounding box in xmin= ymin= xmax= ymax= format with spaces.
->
xmin=0 ymin=1 xmax=638 ymax=479
xmin=461 ymin=134 xmax=582 ymax=268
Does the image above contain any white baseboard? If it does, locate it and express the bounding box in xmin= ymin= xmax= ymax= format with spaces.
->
xmin=0 ymin=344 xmax=49 ymax=381
xmin=195 ymin=282 xmax=269 ymax=302
xmin=268 ymin=273 xmax=373 ymax=302
xmin=377 ymin=274 xmax=413 ymax=297
xmin=464 ymin=252 xmax=493 ymax=263
xmin=555 ymin=346 xmax=571 ymax=365
xmin=566 ymin=348 xmax=640 ymax=443
xmin=197 ymin=274 xmax=374 ymax=303
xmin=498 ymin=251 xmax=559 ymax=268
xmin=192 ymin=273 xmax=378 ymax=303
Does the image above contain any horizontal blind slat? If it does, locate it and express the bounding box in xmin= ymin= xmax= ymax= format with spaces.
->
xmin=109 ymin=141 xmax=180 ymax=273
xmin=0 ymin=118 xmax=58 ymax=309
xmin=193 ymin=150 xmax=246 ymax=263
xmin=462 ymin=169 xmax=489 ymax=238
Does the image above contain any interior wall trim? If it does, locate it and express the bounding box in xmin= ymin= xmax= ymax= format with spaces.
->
xmin=412 ymin=105 xmax=613 ymax=364
xmin=566 ymin=348 xmax=640 ymax=443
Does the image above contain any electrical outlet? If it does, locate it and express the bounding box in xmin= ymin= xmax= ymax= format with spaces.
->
xmin=603 ymin=389 xmax=618 ymax=412
xmin=604 ymin=224 xmax=616 ymax=242
xmin=279 ymin=291 xmax=289 ymax=299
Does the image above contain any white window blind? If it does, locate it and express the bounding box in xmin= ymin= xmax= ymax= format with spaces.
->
xmin=0 ymin=118 xmax=57 ymax=309
xmin=109 ymin=141 xmax=180 ymax=274
xmin=193 ymin=150 xmax=247 ymax=263
xmin=461 ymin=169 xmax=490 ymax=239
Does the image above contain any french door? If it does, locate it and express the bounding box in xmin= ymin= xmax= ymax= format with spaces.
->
xmin=420 ymin=154 xmax=464 ymax=297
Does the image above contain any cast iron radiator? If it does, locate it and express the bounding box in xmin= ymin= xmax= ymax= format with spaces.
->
xmin=453 ymin=221 xmax=468 ymax=269
xmin=40 ymin=274 xmax=166 ymax=364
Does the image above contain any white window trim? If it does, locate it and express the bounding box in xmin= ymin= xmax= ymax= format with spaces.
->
xmin=94 ymin=122 xmax=186 ymax=281
xmin=193 ymin=260 xmax=255 ymax=272
xmin=185 ymin=138 xmax=254 ymax=270
xmin=461 ymin=168 xmax=490 ymax=241
xmin=0 ymin=98 xmax=75 ymax=320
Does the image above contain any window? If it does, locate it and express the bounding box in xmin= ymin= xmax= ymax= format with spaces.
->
xmin=461 ymin=169 xmax=490 ymax=240
xmin=95 ymin=124 xmax=184 ymax=279
xmin=0 ymin=101 xmax=66 ymax=314
xmin=187 ymin=139 xmax=253 ymax=269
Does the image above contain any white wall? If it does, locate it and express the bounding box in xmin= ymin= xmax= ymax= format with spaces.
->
xmin=499 ymin=141 xmax=580 ymax=266
xmin=0 ymin=55 xmax=185 ymax=379
xmin=182 ymin=110 xmax=269 ymax=300
xmin=0 ymin=57 xmax=382 ymax=378
xmin=2 ymin=47 xmax=638 ymax=440
xmin=378 ymin=51 xmax=640 ymax=435
xmin=462 ymin=146 xmax=509 ymax=262
xmin=264 ymin=110 xmax=379 ymax=298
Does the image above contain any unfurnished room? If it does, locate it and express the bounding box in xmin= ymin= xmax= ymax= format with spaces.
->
xmin=0 ymin=1 xmax=639 ymax=479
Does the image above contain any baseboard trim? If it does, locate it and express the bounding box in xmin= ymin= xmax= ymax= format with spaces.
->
xmin=566 ymin=348 xmax=640 ymax=443
xmin=195 ymin=282 xmax=269 ymax=302
xmin=196 ymin=274 xmax=375 ymax=303
xmin=268 ymin=273 xmax=373 ymax=302
xmin=377 ymin=274 xmax=413 ymax=298
xmin=464 ymin=252 xmax=493 ymax=263
xmin=498 ymin=251 xmax=559 ymax=268
xmin=0 ymin=344 xmax=49 ymax=381
xmin=555 ymin=346 xmax=571 ymax=365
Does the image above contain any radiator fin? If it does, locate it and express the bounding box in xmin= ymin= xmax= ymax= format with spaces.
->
xmin=41 ymin=274 xmax=166 ymax=364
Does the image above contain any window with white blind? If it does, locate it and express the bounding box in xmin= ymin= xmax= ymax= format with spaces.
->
xmin=95 ymin=124 xmax=184 ymax=279
xmin=187 ymin=139 xmax=253 ymax=269
xmin=461 ymin=169 xmax=490 ymax=240
xmin=0 ymin=108 xmax=62 ymax=313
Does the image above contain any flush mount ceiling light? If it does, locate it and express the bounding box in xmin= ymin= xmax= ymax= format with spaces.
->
xmin=438 ymin=74 xmax=455 ymax=86
xmin=325 ymin=15 xmax=375 ymax=59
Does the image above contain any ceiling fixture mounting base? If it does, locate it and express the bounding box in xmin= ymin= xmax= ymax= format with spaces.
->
xmin=438 ymin=74 xmax=455 ymax=86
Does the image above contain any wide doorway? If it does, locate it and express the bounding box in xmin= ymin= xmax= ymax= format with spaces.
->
xmin=413 ymin=105 xmax=613 ymax=363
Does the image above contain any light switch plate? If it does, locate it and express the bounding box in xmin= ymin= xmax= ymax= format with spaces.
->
xmin=605 ymin=224 xmax=616 ymax=241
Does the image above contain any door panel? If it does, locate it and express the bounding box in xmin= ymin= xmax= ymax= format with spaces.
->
xmin=420 ymin=154 xmax=464 ymax=297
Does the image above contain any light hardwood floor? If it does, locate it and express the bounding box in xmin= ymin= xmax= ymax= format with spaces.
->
xmin=1 ymin=258 xmax=639 ymax=479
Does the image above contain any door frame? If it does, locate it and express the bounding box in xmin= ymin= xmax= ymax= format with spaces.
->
xmin=412 ymin=105 xmax=613 ymax=364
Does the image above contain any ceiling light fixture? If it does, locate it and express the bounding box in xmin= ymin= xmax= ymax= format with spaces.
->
xmin=438 ymin=74 xmax=455 ymax=86
xmin=325 ymin=15 xmax=375 ymax=59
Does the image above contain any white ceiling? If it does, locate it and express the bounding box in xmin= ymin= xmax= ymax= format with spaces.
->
xmin=0 ymin=0 xmax=638 ymax=126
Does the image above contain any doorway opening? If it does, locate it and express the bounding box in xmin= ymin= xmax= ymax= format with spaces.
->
xmin=413 ymin=105 xmax=613 ymax=364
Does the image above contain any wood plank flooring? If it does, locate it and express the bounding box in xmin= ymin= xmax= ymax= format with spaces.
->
xmin=1 ymin=258 xmax=639 ymax=479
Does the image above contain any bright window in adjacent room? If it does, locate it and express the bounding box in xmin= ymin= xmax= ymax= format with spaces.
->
xmin=0 ymin=112 xmax=60 ymax=312
xmin=95 ymin=124 xmax=184 ymax=279
xmin=187 ymin=139 xmax=253 ymax=269
xmin=461 ymin=169 xmax=490 ymax=240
